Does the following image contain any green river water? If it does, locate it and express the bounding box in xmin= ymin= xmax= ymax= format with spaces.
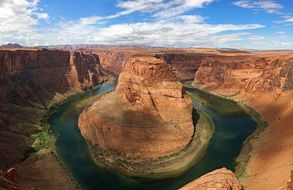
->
xmin=48 ymin=81 xmax=256 ymax=190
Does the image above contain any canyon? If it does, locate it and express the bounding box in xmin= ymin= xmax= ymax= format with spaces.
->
xmin=0 ymin=47 xmax=292 ymax=189
xmin=192 ymin=51 xmax=293 ymax=190
xmin=78 ymin=55 xmax=205 ymax=177
xmin=0 ymin=48 xmax=107 ymax=189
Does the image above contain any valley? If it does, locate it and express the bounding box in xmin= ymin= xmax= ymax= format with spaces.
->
xmin=0 ymin=47 xmax=292 ymax=190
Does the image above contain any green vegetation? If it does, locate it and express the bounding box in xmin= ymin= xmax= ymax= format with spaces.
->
xmin=31 ymin=123 xmax=56 ymax=153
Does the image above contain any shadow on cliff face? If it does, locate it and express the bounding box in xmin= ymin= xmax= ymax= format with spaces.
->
xmin=155 ymin=53 xmax=210 ymax=81
xmin=72 ymin=52 xmax=105 ymax=86
xmin=0 ymin=49 xmax=107 ymax=169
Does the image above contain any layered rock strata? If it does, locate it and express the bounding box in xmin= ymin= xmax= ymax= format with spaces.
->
xmin=194 ymin=53 xmax=293 ymax=94
xmin=78 ymin=55 xmax=199 ymax=176
xmin=0 ymin=49 xmax=107 ymax=169
xmin=155 ymin=53 xmax=209 ymax=80
xmin=0 ymin=168 xmax=18 ymax=190
xmin=192 ymin=51 xmax=293 ymax=190
xmin=180 ymin=168 xmax=243 ymax=190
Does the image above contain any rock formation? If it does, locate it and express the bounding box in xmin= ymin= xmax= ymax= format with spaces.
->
xmin=155 ymin=53 xmax=208 ymax=80
xmin=0 ymin=48 xmax=107 ymax=169
xmin=180 ymin=168 xmax=243 ymax=190
xmin=0 ymin=168 xmax=18 ymax=190
xmin=78 ymin=55 xmax=197 ymax=176
xmin=94 ymin=49 xmax=132 ymax=75
xmin=2 ymin=47 xmax=292 ymax=189
xmin=194 ymin=53 xmax=293 ymax=94
xmin=192 ymin=51 xmax=293 ymax=190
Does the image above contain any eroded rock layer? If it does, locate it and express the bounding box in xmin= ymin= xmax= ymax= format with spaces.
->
xmin=0 ymin=49 xmax=107 ymax=169
xmin=180 ymin=168 xmax=243 ymax=190
xmin=155 ymin=53 xmax=208 ymax=80
xmin=78 ymin=55 xmax=196 ymax=176
xmin=192 ymin=51 xmax=293 ymax=190
xmin=0 ymin=168 xmax=18 ymax=190
xmin=194 ymin=53 xmax=293 ymax=94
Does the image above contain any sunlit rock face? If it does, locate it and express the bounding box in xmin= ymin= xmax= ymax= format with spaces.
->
xmin=79 ymin=55 xmax=195 ymax=163
xmin=193 ymin=53 xmax=293 ymax=94
xmin=180 ymin=168 xmax=243 ymax=190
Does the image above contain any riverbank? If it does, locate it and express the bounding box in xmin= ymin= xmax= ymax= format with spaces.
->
xmin=14 ymin=79 xmax=111 ymax=190
xmin=192 ymin=83 xmax=293 ymax=190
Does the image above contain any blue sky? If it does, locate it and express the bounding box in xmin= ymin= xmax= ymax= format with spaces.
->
xmin=0 ymin=0 xmax=293 ymax=49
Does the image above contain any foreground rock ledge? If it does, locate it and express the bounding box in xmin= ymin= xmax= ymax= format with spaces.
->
xmin=78 ymin=55 xmax=207 ymax=177
xmin=180 ymin=168 xmax=243 ymax=190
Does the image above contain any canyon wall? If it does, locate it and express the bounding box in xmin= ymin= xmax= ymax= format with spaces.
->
xmin=192 ymin=51 xmax=293 ymax=190
xmin=93 ymin=50 xmax=133 ymax=75
xmin=193 ymin=53 xmax=293 ymax=94
xmin=155 ymin=53 xmax=212 ymax=80
xmin=0 ymin=49 xmax=107 ymax=169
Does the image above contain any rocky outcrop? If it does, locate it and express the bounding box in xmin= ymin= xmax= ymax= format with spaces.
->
xmin=180 ymin=168 xmax=243 ymax=190
xmin=194 ymin=53 xmax=293 ymax=94
xmin=0 ymin=49 xmax=107 ymax=169
xmin=78 ymin=55 xmax=197 ymax=176
xmin=0 ymin=168 xmax=18 ymax=190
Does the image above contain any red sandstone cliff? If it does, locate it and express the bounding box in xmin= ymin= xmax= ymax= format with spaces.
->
xmin=0 ymin=49 xmax=107 ymax=169
xmin=155 ymin=53 xmax=208 ymax=80
xmin=192 ymin=51 xmax=293 ymax=190
xmin=94 ymin=50 xmax=132 ymax=75
xmin=194 ymin=53 xmax=293 ymax=94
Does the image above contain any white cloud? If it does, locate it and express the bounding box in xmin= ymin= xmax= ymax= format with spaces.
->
xmin=0 ymin=0 xmax=49 ymax=44
xmin=275 ymin=16 xmax=293 ymax=23
xmin=91 ymin=21 xmax=264 ymax=47
xmin=116 ymin=0 xmax=214 ymax=18
xmin=79 ymin=16 xmax=103 ymax=25
xmin=1 ymin=0 xmax=292 ymax=49
xmin=178 ymin=15 xmax=205 ymax=23
xmin=233 ymin=0 xmax=283 ymax=14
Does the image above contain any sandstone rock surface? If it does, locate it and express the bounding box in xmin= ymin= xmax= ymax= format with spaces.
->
xmin=0 ymin=48 xmax=107 ymax=168
xmin=78 ymin=55 xmax=196 ymax=176
xmin=194 ymin=53 xmax=293 ymax=94
xmin=180 ymin=168 xmax=243 ymax=190
xmin=192 ymin=51 xmax=293 ymax=190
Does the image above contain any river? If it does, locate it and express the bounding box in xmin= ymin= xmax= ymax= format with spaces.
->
xmin=48 ymin=81 xmax=256 ymax=190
